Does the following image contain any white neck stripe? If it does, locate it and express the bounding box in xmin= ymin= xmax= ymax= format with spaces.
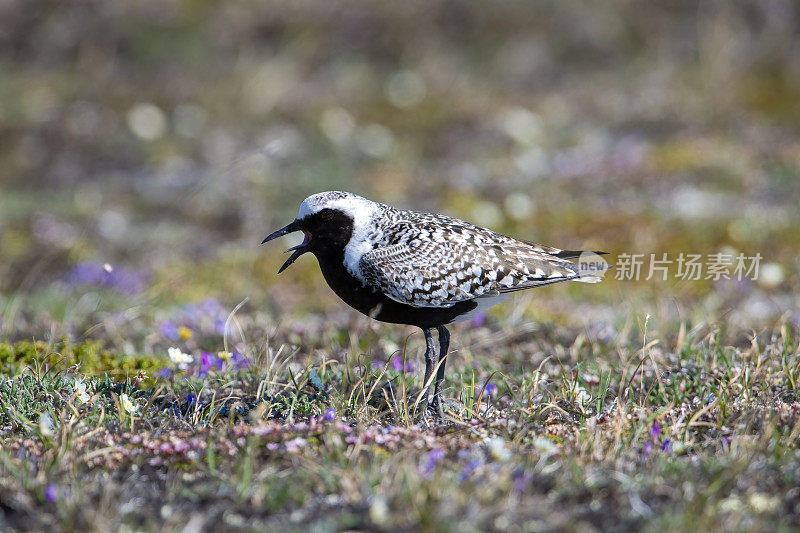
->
xmin=296 ymin=192 xmax=380 ymax=281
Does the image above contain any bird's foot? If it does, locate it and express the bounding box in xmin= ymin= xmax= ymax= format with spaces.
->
xmin=426 ymin=396 xmax=446 ymax=421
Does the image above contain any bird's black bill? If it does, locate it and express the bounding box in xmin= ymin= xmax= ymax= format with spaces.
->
xmin=261 ymin=219 xmax=301 ymax=244
xmin=277 ymin=247 xmax=306 ymax=274
xmin=261 ymin=219 xmax=309 ymax=274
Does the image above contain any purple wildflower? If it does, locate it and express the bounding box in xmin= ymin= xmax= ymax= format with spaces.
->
xmin=733 ymin=278 xmax=752 ymax=294
xmin=428 ymin=448 xmax=446 ymax=463
xmin=198 ymin=352 xmax=222 ymax=377
xmin=323 ymin=408 xmax=336 ymax=422
xmin=484 ymin=382 xmax=498 ymax=397
xmin=458 ymin=459 xmax=481 ymax=482
xmin=421 ymin=448 xmax=445 ymax=478
xmin=159 ymin=368 xmax=172 ymax=379
xmin=390 ymin=357 xmax=416 ymax=372
xmin=109 ymin=266 xmax=149 ymax=294
xmin=160 ymin=321 xmax=179 ymax=341
xmin=661 ymin=439 xmax=673 ymax=453
xmin=231 ymin=351 xmax=250 ymax=370
xmin=66 ymin=262 xmax=104 ymax=285
xmin=67 ymin=261 xmax=150 ymax=295
xmin=167 ymin=298 xmax=230 ymax=336
xmin=199 ymin=352 xmax=212 ymax=377
xmin=285 ymin=437 xmax=307 ymax=452
xmin=199 ymin=297 xmax=225 ymax=317
xmin=44 ymin=483 xmax=57 ymax=503
xmin=650 ymin=422 xmax=660 ymax=440
xmin=372 ymin=360 xmax=383 ymax=369
xmin=470 ymin=312 xmax=486 ymax=327
xmin=511 ymin=468 xmax=531 ymax=494
xmin=182 ymin=303 xmax=200 ymax=325
xmin=643 ymin=441 xmax=652 ymax=457
xmin=587 ymin=322 xmax=616 ymax=343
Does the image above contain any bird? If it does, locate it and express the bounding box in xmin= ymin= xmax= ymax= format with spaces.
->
xmin=261 ymin=191 xmax=607 ymax=419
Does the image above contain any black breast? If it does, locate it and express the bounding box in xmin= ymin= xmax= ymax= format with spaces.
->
xmin=313 ymin=250 xmax=477 ymax=329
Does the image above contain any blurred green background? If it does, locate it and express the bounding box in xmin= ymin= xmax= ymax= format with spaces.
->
xmin=1 ymin=0 xmax=798 ymax=349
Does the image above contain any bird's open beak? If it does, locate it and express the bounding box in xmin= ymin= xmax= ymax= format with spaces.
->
xmin=261 ymin=220 xmax=310 ymax=273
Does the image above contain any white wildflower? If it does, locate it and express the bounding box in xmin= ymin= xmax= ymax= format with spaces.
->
xmin=74 ymin=378 xmax=90 ymax=403
xmin=533 ymin=436 xmax=558 ymax=457
xmin=168 ymin=347 xmax=193 ymax=369
xmin=369 ymin=497 xmax=390 ymax=526
xmin=749 ymin=493 xmax=780 ymax=513
xmin=39 ymin=412 xmax=56 ymax=437
xmin=120 ymin=393 xmax=138 ymax=414
xmin=573 ymin=385 xmax=591 ymax=404
xmin=485 ymin=437 xmax=511 ymax=461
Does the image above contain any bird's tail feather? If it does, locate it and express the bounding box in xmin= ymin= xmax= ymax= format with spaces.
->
xmin=552 ymin=249 xmax=609 ymax=260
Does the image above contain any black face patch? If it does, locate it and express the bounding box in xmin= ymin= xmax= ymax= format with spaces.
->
xmin=300 ymin=208 xmax=354 ymax=254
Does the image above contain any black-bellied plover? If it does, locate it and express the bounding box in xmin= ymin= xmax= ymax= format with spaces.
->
xmin=262 ymin=191 xmax=607 ymax=418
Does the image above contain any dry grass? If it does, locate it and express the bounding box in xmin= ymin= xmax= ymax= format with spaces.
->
xmin=2 ymin=315 xmax=798 ymax=531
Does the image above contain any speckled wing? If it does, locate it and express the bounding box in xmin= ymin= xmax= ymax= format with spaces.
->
xmin=358 ymin=216 xmax=582 ymax=308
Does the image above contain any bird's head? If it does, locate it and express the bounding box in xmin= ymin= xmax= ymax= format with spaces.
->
xmin=261 ymin=191 xmax=378 ymax=273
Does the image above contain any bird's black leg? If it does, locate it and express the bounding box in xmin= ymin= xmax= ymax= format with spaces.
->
xmin=421 ymin=328 xmax=437 ymax=408
xmin=431 ymin=325 xmax=450 ymax=418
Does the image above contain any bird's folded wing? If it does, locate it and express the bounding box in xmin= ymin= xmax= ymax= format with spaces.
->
xmin=358 ymin=227 xmax=582 ymax=308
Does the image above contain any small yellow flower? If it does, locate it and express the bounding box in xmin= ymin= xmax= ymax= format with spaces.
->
xmin=178 ymin=326 xmax=193 ymax=340
xmin=217 ymin=351 xmax=231 ymax=362
xmin=120 ymin=393 xmax=138 ymax=414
